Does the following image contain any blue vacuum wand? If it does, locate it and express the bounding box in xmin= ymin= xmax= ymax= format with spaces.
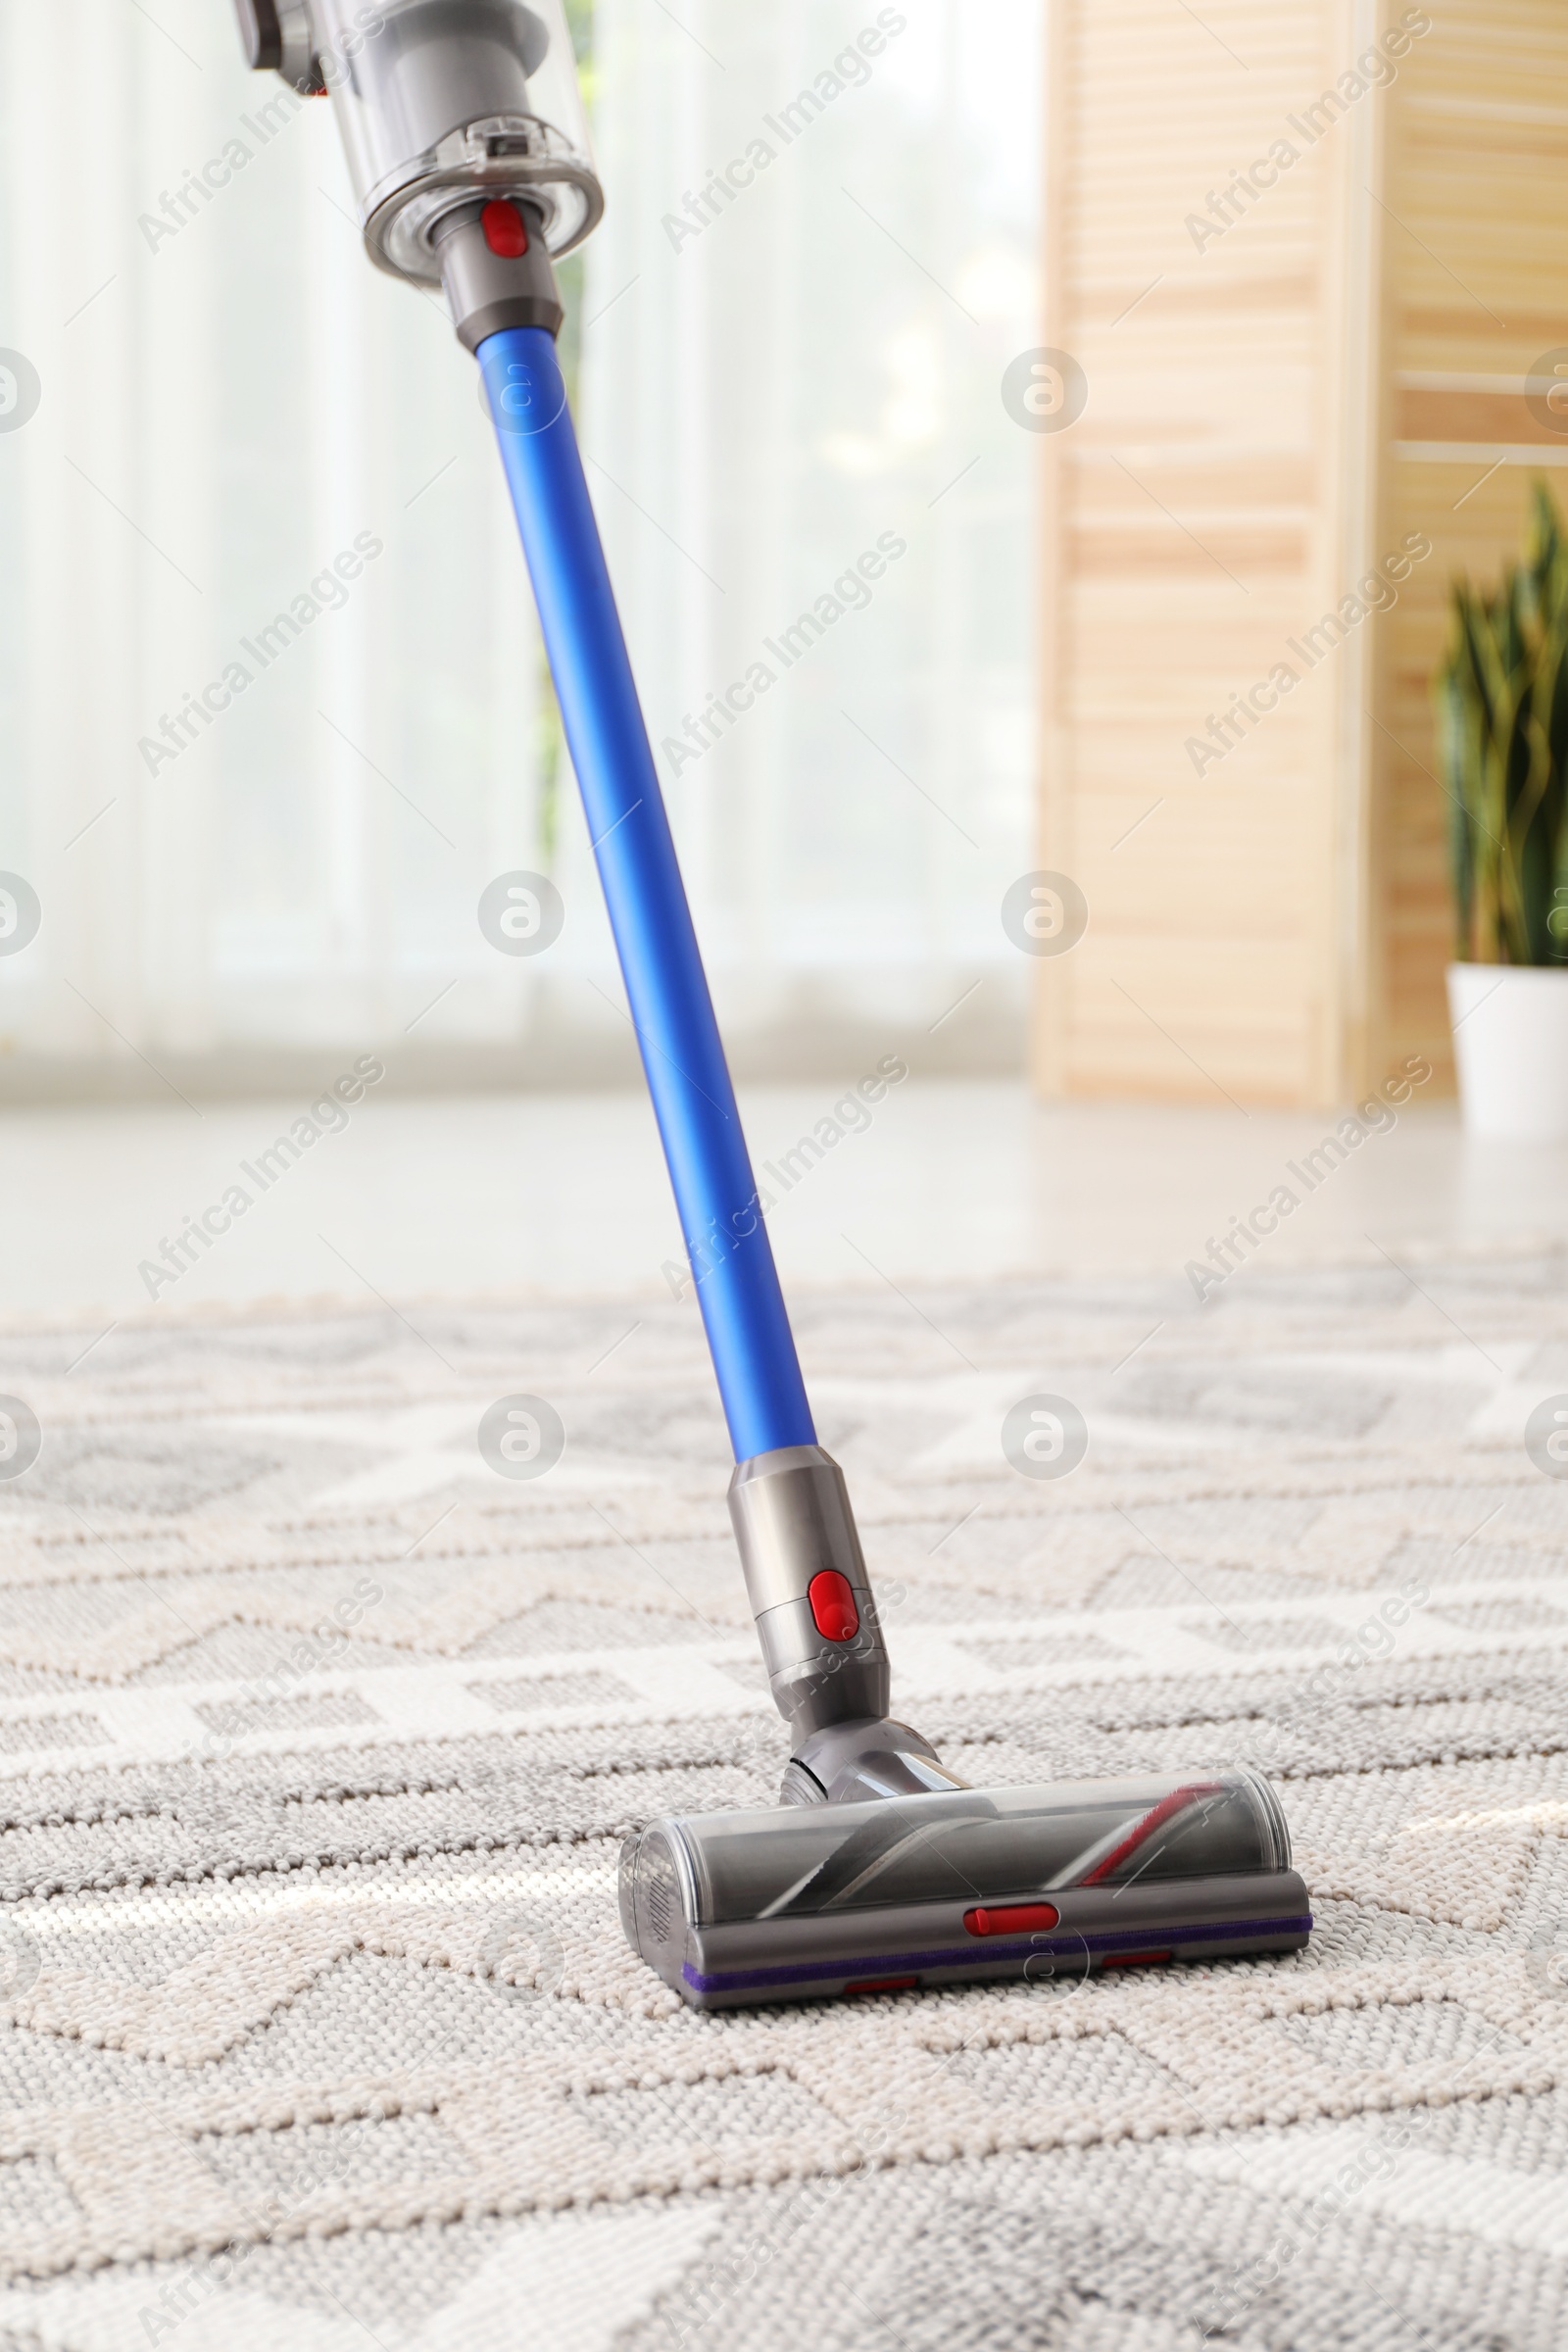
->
xmin=235 ymin=0 xmax=1311 ymax=2006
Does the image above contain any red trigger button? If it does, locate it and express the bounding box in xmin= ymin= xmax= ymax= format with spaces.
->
xmin=481 ymin=200 xmax=529 ymax=258
xmin=808 ymin=1571 xmax=859 ymax=1642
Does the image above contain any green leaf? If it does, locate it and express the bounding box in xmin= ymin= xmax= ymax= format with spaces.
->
xmin=1434 ymin=477 xmax=1568 ymax=963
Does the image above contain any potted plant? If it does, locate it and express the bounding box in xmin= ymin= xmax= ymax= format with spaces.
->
xmin=1434 ymin=478 xmax=1568 ymax=1138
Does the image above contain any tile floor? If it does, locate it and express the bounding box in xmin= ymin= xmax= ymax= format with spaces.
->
xmin=5 ymin=1081 xmax=1566 ymax=1321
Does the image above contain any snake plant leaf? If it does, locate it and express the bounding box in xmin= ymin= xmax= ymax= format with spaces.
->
xmin=1433 ymin=477 xmax=1568 ymax=965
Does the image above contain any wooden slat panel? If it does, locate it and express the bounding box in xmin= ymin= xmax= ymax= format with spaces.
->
xmin=1374 ymin=0 xmax=1568 ymax=1088
xmin=1036 ymin=0 xmax=1355 ymax=1104
xmin=1397 ymin=388 xmax=1568 ymax=445
xmin=1039 ymin=0 xmax=1566 ymax=1103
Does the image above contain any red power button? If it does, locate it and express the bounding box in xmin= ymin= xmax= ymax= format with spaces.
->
xmin=808 ymin=1570 xmax=859 ymax=1642
xmin=481 ymin=199 xmax=529 ymax=258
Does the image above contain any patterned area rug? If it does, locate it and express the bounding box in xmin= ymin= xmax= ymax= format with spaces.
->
xmin=1 ymin=1256 xmax=1567 ymax=2350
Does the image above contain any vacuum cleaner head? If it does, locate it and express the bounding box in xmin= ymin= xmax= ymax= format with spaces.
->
xmin=621 ymin=1762 xmax=1311 ymax=2010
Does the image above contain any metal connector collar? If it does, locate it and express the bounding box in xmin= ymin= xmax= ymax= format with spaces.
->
xmin=727 ymin=1445 xmax=891 ymax=1740
xmin=433 ymin=201 xmax=564 ymax=350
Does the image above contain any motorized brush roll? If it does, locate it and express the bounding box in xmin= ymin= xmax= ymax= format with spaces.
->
xmin=621 ymin=1767 xmax=1312 ymax=2009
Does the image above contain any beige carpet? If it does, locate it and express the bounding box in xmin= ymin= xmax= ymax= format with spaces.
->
xmin=1 ymin=1256 xmax=1567 ymax=2349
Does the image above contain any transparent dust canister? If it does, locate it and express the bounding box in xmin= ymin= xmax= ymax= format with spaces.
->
xmin=312 ymin=0 xmax=603 ymax=278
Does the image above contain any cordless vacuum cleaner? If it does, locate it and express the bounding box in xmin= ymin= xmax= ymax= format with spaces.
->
xmin=234 ymin=0 xmax=1312 ymax=2008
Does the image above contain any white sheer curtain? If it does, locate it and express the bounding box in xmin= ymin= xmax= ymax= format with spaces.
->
xmin=0 ymin=0 xmax=1037 ymax=1094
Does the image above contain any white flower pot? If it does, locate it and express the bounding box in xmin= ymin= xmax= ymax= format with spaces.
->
xmin=1448 ymin=962 xmax=1568 ymax=1139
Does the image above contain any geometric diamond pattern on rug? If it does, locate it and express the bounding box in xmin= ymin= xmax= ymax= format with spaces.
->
xmin=0 ymin=1255 xmax=1564 ymax=2347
